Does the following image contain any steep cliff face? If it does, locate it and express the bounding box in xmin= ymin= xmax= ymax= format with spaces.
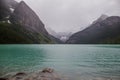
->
xmin=10 ymin=1 xmax=48 ymax=35
xmin=66 ymin=16 xmax=120 ymax=44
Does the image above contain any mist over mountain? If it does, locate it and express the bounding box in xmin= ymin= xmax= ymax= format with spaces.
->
xmin=47 ymin=27 xmax=72 ymax=42
xmin=92 ymin=14 xmax=108 ymax=24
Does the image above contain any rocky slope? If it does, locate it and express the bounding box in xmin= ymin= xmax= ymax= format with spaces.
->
xmin=0 ymin=1 xmax=61 ymax=44
xmin=0 ymin=0 xmax=18 ymax=21
xmin=66 ymin=16 xmax=120 ymax=44
xmin=10 ymin=1 xmax=48 ymax=36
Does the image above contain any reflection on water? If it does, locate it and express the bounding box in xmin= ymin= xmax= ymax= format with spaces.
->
xmin=0 ymin=45 xmax=120 ymax=80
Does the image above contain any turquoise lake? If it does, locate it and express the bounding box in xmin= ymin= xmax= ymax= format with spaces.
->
xmin=0 ymin=45 xmax=120 ymax=80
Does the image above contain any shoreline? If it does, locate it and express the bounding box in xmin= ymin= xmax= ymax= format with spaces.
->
xmin=0 ymin=68 xmax=120 ymax=80
xmin=0 ymin=68 xmax=66 ymax=80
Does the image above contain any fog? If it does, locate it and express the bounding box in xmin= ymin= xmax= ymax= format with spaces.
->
xmin=16 ymin=0 xmax=120 ymax=33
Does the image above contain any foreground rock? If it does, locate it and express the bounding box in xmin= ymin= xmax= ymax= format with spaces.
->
xmin=1 ymin=68 xmax=68 ymax=80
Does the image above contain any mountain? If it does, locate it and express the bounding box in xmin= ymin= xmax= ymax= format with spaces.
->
xmin=57 ymin=32 xmax=72 ymax=42
xmin=47 ymin=27 xmax=72 ymax=42
xmin=0 ymin=0 xmax=11 ymax=21
xmin=92 ymin=14 xmax=108 ymax=24
xmin=0 ymin=0 xmax=18 ymax=21
xmin=46 ymin=27 xmax=61 ymax=39
xmin=49 ymin=35 xmax=63 ymax=44
xmin=10 ymin=1 xmax=48 ymax=35
xmin=0 ymin=1 xmax=60 ymax=44
xmin=66 ymin=15 xmax=120 ymax=44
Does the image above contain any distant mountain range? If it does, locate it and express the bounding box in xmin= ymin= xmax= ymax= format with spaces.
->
xmin=0 ymin=0 xmax=120 ymax=44
xmin=0 ymin=0 xmax=62 ymax=44
xmin=47 ymin=27 xmax=72 ymax=42
xmin=66 ymin=15 xmax=120 ymax=44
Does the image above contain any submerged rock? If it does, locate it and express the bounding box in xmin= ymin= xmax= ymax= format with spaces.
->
xmin=14 ymin=72 xmax=27 ymax=76
xmin=41 ymin=68 xmax=54 ymax=73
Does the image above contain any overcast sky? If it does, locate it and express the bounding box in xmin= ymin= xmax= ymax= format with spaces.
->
xmin=16 ymin=0 xmax=120 ymax=33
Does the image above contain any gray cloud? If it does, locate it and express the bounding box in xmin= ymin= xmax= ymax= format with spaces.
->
xmin=16 ymin=0 xmax=120 ymax=33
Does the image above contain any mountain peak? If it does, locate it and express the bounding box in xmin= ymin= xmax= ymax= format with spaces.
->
xmin=10 ymin=1 xmax=49 ymax=35
xmin=17 ymin=1 xmax=29 ymax=9
xmin=19 ymin=1 xmax=26 ymax=4
xmin=93 ymin=14 xmax=108 ymax=24
xmin=66 ymin=16 xmax=120 ymax=44
xmin=99 ymin=14 xmax=108 ymax=20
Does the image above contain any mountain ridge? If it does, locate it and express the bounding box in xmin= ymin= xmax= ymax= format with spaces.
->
xmin=0 ymin=0 xmax=120 ymax=44
xmin=66 ymin=15 xmax=120 ymax=44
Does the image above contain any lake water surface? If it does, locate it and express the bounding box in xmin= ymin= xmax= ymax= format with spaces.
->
xmin=0 ymin=45 xmax=120 ymax=80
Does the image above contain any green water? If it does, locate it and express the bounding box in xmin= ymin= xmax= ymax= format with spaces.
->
xmin=0 ymin=45 xmax=120 ymax=80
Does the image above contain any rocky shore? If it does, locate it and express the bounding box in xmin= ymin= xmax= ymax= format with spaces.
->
xmin=0 ymin=68 xmax=119 ymax=80
xmin=0 ymin=68 xmax=68 ymax=80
